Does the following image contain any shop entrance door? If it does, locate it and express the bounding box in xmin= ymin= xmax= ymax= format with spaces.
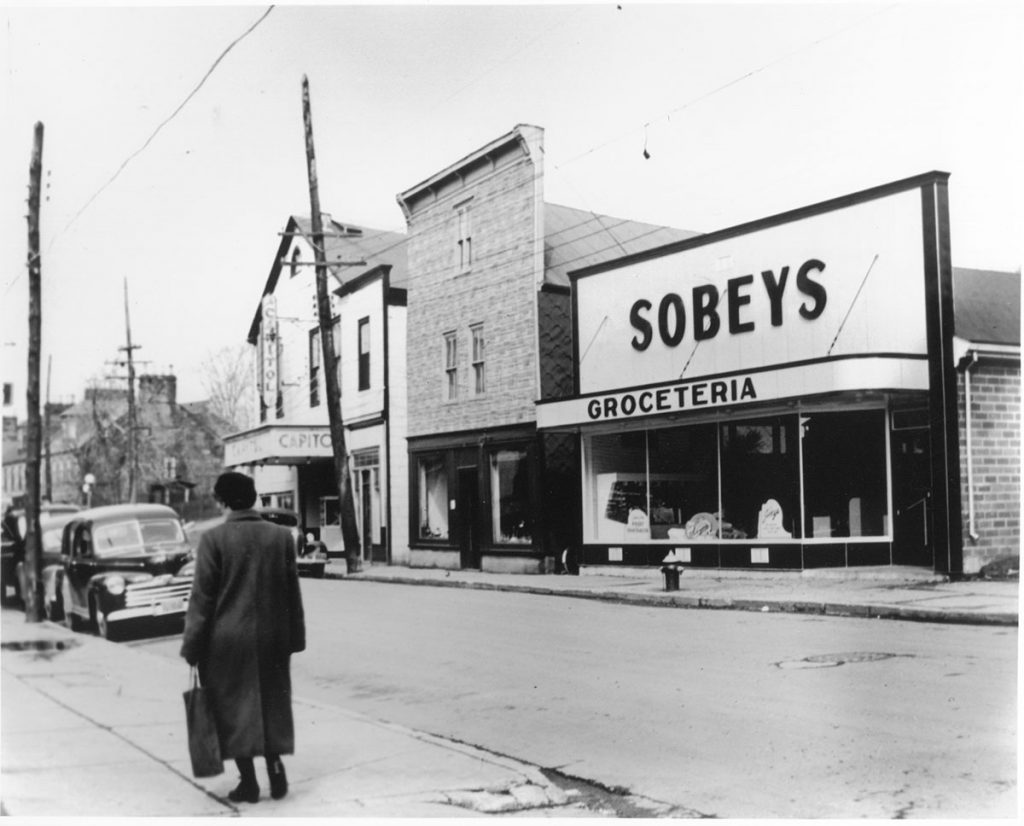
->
xmin=358 ymin=469 xmax=374 ymax=562
xmin=457 ymin=466 xmax=481 ymax=570
xmin=891 ymin=427 xmax=933 ymax=567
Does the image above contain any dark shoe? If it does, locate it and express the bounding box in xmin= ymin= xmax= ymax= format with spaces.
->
xmin=268 ymin=757 xmax=288 ymax=800
xmin=227 ymin=780 xmax=260 ymax=804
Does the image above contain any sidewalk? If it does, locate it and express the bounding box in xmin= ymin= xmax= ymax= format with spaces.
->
xmin=2 ymin=565 xmax=1017 ymax=817
xmin=0 ymin=610 xmax=574 ymax=817
xmin=340 ymin=563 xmax=1020 ymax=627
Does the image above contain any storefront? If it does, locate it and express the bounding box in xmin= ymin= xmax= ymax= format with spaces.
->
xmin=537 ymin=172 xmax=963 ymax=573
xmin=408 ymin=424 xmax=540 ymax=571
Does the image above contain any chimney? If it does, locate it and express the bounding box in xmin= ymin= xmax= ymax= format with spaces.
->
xmin=138 ymin=374 xmax=177 ymax=406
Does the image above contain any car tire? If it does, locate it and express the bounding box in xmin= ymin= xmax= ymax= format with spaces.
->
xmin=44 ymin=590 xmax=64 ymax=622
xmin=63 ymin=580 xmax=84 ymax=632
xmin=91 ymin=596 xmax=117 ymax=641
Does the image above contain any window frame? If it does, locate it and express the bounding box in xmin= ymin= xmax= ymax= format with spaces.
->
xmin=454 ymin=200 xmax=473 ymax=273
xmin=470 ymin=323 xmax=485 ymax=396
xmin=358 ymin=316 xmax=371 ymax=391
xmin=443 ymin=330 xmax=458 ymax=401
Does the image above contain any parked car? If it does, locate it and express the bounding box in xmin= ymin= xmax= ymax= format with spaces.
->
xmin=2 ymin=504 xmax=81 ymax=604
xmin=42 ymin=503 xmax=194 ymax=641
xmin=256 ymin=508 xmax=329 ymax=578
xmin=185 ymin=507 xmax=329 ymax=578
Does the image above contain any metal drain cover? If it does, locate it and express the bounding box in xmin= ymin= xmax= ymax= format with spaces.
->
xmin=776 ymin=652 xmax=908 ymax=669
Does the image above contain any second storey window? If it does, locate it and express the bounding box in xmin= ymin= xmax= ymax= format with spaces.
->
xmin=309 ymin=328 xmax=320 ymax=407
xmin=455 ymin=202 xmax=472 ymax=272
xmin=444 ymin=331 xmax=458 ymax=401
xmin=358 ymin=317 xmax=370 ymax=391
xmin=471 ymin=323 xmax=485 ymax=395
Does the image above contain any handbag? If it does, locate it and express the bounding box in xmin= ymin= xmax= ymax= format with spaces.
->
xmin=183 ymin=666 xmax=224 ymax=778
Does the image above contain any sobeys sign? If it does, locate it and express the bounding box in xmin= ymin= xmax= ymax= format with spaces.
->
xmin=538 ymin=183 xmax=934 ymax=429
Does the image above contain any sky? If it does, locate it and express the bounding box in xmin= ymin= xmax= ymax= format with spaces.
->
xmin=2 ymin=1 xmax=1022 ymax=418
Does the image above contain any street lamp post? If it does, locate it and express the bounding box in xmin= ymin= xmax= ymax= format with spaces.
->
xmin=82 ymin=473 xmax=95 ymax=508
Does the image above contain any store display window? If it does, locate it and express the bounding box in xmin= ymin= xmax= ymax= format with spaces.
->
xmin=418 ymin=455 xmax=449 ymax=540
xmin=801 ymin=410 xmax=888 ymax=538
xmin=490 ymin=448 xmax=532 ymax=544
xmin=582 ymin=408 xmax=889 ymax=544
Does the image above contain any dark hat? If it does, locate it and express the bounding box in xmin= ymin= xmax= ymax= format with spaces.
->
xmin=213 ymin=471 xmax=257 ymax=510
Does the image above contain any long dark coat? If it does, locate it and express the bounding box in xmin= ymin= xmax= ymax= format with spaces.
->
xmin=180 ymin=509 xmax=306 ymax=759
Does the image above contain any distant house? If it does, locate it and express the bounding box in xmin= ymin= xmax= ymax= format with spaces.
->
xmin=2 ymin=374 xmax=231 ymax=521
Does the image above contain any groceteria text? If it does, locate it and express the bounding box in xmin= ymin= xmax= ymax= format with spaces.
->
xmin=586 ymin=376 xmax=758 ymax=421
xmin=629 ymin=259 xmax=827 ymax=351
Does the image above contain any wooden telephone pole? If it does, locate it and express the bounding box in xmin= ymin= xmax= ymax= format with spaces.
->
xmin=301 ymin=75 xmax=362 ymax=572
xmin=121 ymin=279 xmax=140 ymax=503
xmin=24 ymin=122 xmax=44 ymax=621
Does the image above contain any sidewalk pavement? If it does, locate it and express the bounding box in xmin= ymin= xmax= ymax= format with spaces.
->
xmin=341 ymin=563 xmax=1020 ymax=627
xmin=2 ymin=564 xmax=1018 ymax=817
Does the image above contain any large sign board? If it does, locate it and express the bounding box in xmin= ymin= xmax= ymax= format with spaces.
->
xmin=539 ymin=182 xmax=934 ymax=429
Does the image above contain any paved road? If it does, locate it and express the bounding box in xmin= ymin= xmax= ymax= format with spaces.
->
xmin=137 ymin=578 xmax=1018 ymax=818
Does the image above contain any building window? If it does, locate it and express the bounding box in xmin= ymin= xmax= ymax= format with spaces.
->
xmin=801 ymin=410 xmax=887 ymax=538
xmin=2 ymin=383 xmax=12 ymax=406
xmin=290 ymin=247 xmax=301 ymax=278
xmin=358 ymin=317 xmax=370 ymax=391
xmin=720 ymin=416 xmax=800 ymax=540
xmin=309 ymin=328 xmax=321 ymax=407
xmin=471 ymin=324 xmax=485 ymax=395
xmin=581 ymin=410 xmax=889 ymax=544
xmin=418 ymin=454 xmax=449 ymax=540
xmin=444 ymin=331 xmax=458 ymax=401
xmin=490 ymin=449 xmax=532 ymax=544
xmin=455 ymin=202 xmax=472 ymax=272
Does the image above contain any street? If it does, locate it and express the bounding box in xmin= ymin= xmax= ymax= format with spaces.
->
xmin=135 ymin=577 xmax=1018 ymax=818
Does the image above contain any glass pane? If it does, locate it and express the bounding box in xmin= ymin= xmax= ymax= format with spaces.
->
xmin=802 ymin=410 xmax=888 ymax=538
xmin=585 ymin=431 xmax=649 ymax=542
xmin=490 ymin=449 xmax=532 ymax=544
xmin=419 ymin=456 xmax=448 ymax=539
xmin=647 ymin=424 xmax=720 ymax=540
xmin=720 ymin=415 xmax=801 ymax=540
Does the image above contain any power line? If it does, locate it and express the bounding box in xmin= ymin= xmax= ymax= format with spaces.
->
xmin=549 ymin=3 xmax=901 ymax=171
xmin=54 ymin=6 xmax=276 ymax=245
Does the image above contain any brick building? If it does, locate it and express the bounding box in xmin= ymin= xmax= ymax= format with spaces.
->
xmin=953 ymin=268 xmax=1020 ymax=573
xmin=396 ymin=125 xmax=696 ymax=572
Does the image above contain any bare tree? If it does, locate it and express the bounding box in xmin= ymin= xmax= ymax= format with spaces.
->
xmin=199 ymin=344 xmax=256 ymax=432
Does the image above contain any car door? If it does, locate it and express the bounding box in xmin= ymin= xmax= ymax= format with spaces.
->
xmin=63 ymin=522 xmax=98 ymax=617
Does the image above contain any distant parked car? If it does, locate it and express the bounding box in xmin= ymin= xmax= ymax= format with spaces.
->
xmin=2 ymin=503 xmax=81 ymax=604
xmin=185 ymin=507 xmax=329 ymax=579
xmin=256 ymin=508 xmax=329 ymax=579
xmin=42 ymin=503 xmax=194 ymax=641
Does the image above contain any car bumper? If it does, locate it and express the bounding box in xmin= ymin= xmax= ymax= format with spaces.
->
xmin=106 ymin=597 xmax=189 ymax=624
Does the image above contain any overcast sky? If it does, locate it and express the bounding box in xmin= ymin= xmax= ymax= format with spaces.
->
xmin=2 ymin=1 xmax=1021 ymax=416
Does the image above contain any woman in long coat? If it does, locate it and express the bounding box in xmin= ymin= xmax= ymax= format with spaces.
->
xmin=181 ymin=472 xmax=306 ymax=804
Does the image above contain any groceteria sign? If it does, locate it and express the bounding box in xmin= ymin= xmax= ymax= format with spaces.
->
xmin=537 ymin=177 xmax=942 ymax=430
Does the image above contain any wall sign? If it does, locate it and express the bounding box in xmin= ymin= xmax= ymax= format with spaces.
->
xmin=261 ymin=294 xmax=280 ymax=408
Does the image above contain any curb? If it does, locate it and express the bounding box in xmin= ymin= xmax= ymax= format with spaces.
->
xmin=334 ymin=572 xmax=1019 ymax=627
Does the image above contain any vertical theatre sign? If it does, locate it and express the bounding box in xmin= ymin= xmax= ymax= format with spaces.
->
xmin=261 ymin=294 xmax=280 ymax=408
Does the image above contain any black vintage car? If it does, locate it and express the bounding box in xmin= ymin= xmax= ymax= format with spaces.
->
xmin=42 ymin=503 xmax=195 ymax=641
xmin=186 ymin=507 xmax=329 ymax=578
xmin=2 ymin=504 xmax=81 ymax=604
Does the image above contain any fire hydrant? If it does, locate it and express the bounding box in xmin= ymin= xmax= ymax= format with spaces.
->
xmin=660 ymin=550 xmax=685 ymax=591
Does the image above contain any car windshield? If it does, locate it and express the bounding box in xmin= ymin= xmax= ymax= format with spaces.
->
xmin=93 ymin=518 xmax=185 ymax=557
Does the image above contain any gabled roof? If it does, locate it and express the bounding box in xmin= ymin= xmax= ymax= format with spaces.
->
xmin=248 ymin=216 xmax=407 ymax=343
xmin=543 ymin=203 xmax=699 ymax=289
xmin=953 ymin=267 xmax=1021 ymax=346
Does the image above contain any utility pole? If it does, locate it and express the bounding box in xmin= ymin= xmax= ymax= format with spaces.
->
xmin=24 ymin=122 xmax=44 ymax=622
xmin=121 ymin=279 xmax=140 ymax=503
xmin=44 ymin=354 xmax=52 ymax=503
xmin=301 ymin=74 xmax=362 ymax=573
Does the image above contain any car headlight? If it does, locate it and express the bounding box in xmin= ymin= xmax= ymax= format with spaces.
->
xmin=177 ymin=561 xmax=196 ymax=577
xmin=105 ymin=575 xmax=126 ymax=596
